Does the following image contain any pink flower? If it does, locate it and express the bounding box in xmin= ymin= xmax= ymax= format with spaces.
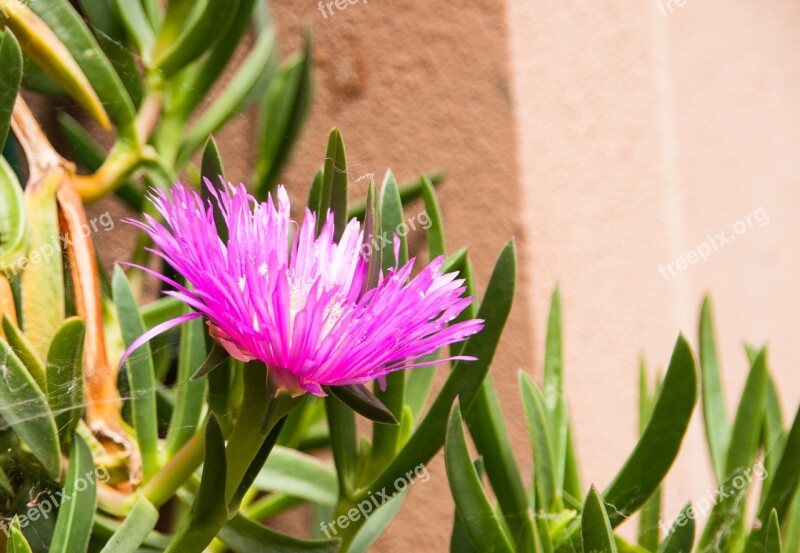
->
xmin=124 ymin=181 xmax=483 ymax=396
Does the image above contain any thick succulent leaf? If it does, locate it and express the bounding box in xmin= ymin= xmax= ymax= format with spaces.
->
xmin=637 ymin=362 xmax=661 ymax=551
xmin=7 ymin=517 xmax=33 ymax=553
xmin=520 ymin=371 xmax=559 ymax=512
xmin=556 ymin=336 xmax=697 ymax=551
xmin=744 ymin=405 xmax=800 ymax=552
xmin=326 ymin=384 xmax=398 ymax=425
xmin=25 ymin=0 xmax=136 ymax=129
xmin=189 ymin=340 xmax=229 ymax=381
xmin=724 ymin=350 xmax=767 ymax=477
xmin=254 ymin=445 xmax=338 ymax=506
xmin=371 ymin=171 xmax=409 ymax=463
xmin=762 ymin=374 xmax=784 ymax=475
xmin=446 ymin=401 xmax=514 ymax=553
xmin=178 ymin=25 xmax=278 ymax=166
xmin=348 ymin=172 xmax=446 ymax=220
xmin=364 ymin=242 xmax=515 ymax=507
xmin=763 ymin=509 xmax=782 ymax=553
xmin=152 ymin=0 xmax=239 ymax=78
xmin=0 ymin=156 xmax=28 ymax=277
xmin=325 ymin=394 xmax=357 ymax=498
xmin=108 ymin=0 xmax=155 ymax=57
xmin=3 ymin=0 xmax=111 ymax=129
xmin=21 ymin=171 xmax=65 ymax=360
xmin=699 ymin=296 xmax=729 ymax=482
xmin=317 ymin=128 xmax=348 ymax=239
xmin=602 ymin=336 xmax=696 ymax=524
xmin=543 ymin=286 xmax=568 ymax=498
xmin=582 ymin=487 xmax=617 ymax=553
xmin=219 ymin=513 xmax=340 ymax=552
xmin=2 ymin=315 xmax=46 ymax=392
xmin=0 ymin=30 xmax=22 ymax=151
xmin=98 ymin=495 xmax=159 ymax=553
xmin=656 ymin=504 xmax=695 ymax=553
xmin=165 ymin=312 xmax=206 ymax=456
xmin=467 ymin=374 xmax=538 ymax=552
xmin=358 ymin=178 xmax=381 ymax=297
xmin=254 ymin=30 xmax=313 ymax=197
xmin=699 ymin=350 xmax=768 ymax=552
xmin=0 ymin=339 xmax=61 ymax=477
xmin=50 ymin=436 xmax=95 ymax=553
xmin=45 ymin=317 xmax=85 ymax=444
xmin=113 ymin=266 xmax=159 ymax=481
xmin=190 ymin=415 xmax=229 ymax=526
xmin=348 ymin=489 xmax=408 ymax=553
xmin=173 ymin=0 xmax=258 ymax=117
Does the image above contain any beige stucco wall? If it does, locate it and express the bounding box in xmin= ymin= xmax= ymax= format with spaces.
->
xmin=74 ymin=0 xmax=799 ymax=549
xmin=264 ymin=0 xmax=800 ymax=549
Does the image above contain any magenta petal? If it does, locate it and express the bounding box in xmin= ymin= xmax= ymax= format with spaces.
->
xmin=120 ymin=312 xmax=203 ymax=366
xmin=125 ymin=182 xmax=484 ymax=396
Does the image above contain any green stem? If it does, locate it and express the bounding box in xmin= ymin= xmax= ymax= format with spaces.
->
xmin=142 ymin=429 xmax=205 ymax=508
xmin=164 ymin=363 xmax=301 ymax=553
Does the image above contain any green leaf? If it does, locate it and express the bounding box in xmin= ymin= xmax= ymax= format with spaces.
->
xmin=46 ymin=317 xmax=85 ymax=444
xmin=557 ymin=336 xmax=697 ymax=551
xmin=348 ymin=489 xmax=408 ymax=553
xmin=21 ymin=167 xmax=65 ymax=361
xmin=446 ymin=401 xmax=514 ymax=553
xmin=420 ymin=175 xmax=445 ymax=257
xmin=178 ymin=25 xmax=278 ymax=166
xmin=7 ymin=517 xmax=33 ymax=553
xmin=581 ymin=487 xmax=617 ymax=553
xmin=219 ymin=513 xmax=340 ymax=553
xmin=363 ymin=241 xmax=516 ymax=507
xmin=763 ymin=509 xmax=782 ymax=553
xmin=109 ymin=0 xmax=156 ymax=57
xmin=724 ymin=348 xmax=768 ymax=478
xmin=699 ymin=295 xmax=729 ymax=482
xmin=153 ymin=0 xmax=239 ymax=78
xmin=0 ymin=339 xmax=61 ymax=478
xmin=0 ymin=156 xmax=29 ymax=277
xmin=637 ymin=361 xmax=661 ymax=552
xmin=254 ymin=445 xmax=338 ymax=506
xmin=699 ymin=349 xmax=768 ymax=553
xmin=325 ymin=394 xmax=357 ymax=498
xmin=98 ymin=495 xmax=160 ymax=553
xmin=173 ymin=0 xmax=258 ymax=117
xmin=2 ymin=315 xmax=47 ymax=393
xmin=543 ymin=286 xmax=568 ymax=498
xmin=602 ymin=335 xmax=696 ymax=524
xmin=318 ymin=128 xmax=348 ymax=239
xmin=165 ymin=313 xmax=206 ymax=456
xmin=468 ymin=375 xmax=537 ymax=551
xmin=326 ymin=384 xmax=398 ymax=425
xmin=113 ymin=265 xmax=159 ymax=482
xmin=190 ymin=415 xmax=229 ymax=527
xmin=254 ymin=30 xmax=313 ymax=197
xmin=76 ymin=0 xmax=144 ymax=107
xmin=358 ymin=178 xmax=381 ymax=296
xmin=27 ymin=0 xmax=136 ymax=131
xmin=371 ymin=170 xmax=409 ymax=464
xmin=189 ymin=340 xmax=229 ymax=381
xmin=744 ymin=405 xmax=800 ymax=552
xmin=0 ymin=30 xmax=22 ymax=152
xmin=450 ymin=458 xmax=484 ymax=553
xmin=520 ymin=371 xmax=559 ymax=513
xmin=656 ymin=504 xmax=695 ymax=553
xmin=348 ymin=172 xmax=446 ymax=220
xmin=762 ymin=373 xmax=784 ymax=476
xmin=50 ymin=436 xmax=96 ymax=553
xmin=783 ymin=488 xmax=800 ymax=553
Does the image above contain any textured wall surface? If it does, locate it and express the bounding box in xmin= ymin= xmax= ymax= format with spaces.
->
xmin=77 ymin=0 xmax=799 ymax=549
xmin=507 ymin=0 xmax=800 ymax=539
